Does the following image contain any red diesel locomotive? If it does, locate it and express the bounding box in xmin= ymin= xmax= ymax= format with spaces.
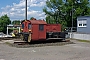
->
xmin=20 ymin=18 xmax=66 ymax=42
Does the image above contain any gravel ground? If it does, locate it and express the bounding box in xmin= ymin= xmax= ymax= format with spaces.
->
xmin=0 ymin=40 xmax=90 ymax=60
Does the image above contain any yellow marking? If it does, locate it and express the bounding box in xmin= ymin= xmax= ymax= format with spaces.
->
xmin=12 ymin=33 xmax=15 ymax=37
xmin=29 ymin=30 xmax=31 ymax=31
xmin=25 ymin=20 xmax=27 ymax=22
xmin=28 ymin=34 xmax=31 ymax=42
xmin=21 ymin=29 xmax=23 ymax=30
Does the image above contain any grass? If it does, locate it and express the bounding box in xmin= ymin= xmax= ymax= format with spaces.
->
xmin=5 ymin=42 xmax=12 ymax=46
xmin=67 ymin=38 xmax=90 ymax=43
xmin=78 ymin=40 xmax=90 ymax=43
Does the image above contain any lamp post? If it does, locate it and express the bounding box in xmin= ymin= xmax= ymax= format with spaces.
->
xmin=71 ymin=1 xmax=73 ymax=32
xmin=25 ymin=0 xmax=27 ymax=20
xmin=71 ymin=1 xmax=73 ymax=38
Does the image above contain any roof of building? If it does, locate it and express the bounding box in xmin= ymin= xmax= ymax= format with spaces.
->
xmin=77 ymin=16 xmax=90 ymax=18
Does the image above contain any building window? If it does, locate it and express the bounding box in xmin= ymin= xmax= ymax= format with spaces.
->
xmin=78 ymin=20 xmax=87 ymax=27
xmin=79 ymin=24 xmax=82 ymax=26
xmin=83 ymin=24 xmax=87 ymax=27
xmin=39 ymin=24 xmax=44 ymax=31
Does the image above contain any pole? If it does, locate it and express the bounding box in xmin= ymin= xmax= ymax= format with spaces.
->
xmin=71 ymin=1 xmax=73 ymax=38
xmin=71 ymin=2 xmax=73 ymax=32
xmin=25 ymin=0 xmax=27 ymax=20
xmin=7 ymin=27 xmax=8 ymax=35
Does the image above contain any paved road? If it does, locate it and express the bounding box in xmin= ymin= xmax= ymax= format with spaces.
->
xmin=0 ymin=40 xmax=90 ymax=60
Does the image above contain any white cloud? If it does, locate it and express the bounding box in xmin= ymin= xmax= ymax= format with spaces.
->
xmin=0 ymin=0 xmax=46 ymax=20
xmin=29 ymin=1 xmax=46 ymax=7
xmin=27 ymin=10 xmax=45 ymax=19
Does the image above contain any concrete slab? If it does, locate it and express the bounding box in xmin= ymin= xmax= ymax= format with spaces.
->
xmin=1 ymin=40 xmax=14 ymax=44
xmin=0 ymin=41 xmax=4 ymax=44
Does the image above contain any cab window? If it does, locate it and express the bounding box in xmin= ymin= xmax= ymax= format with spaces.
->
xmin=28 ymin=23 xmax=31 ymax=29
xmin=22 ymin=24 xmax=24 ymax=29
xmin=39 ymin=24 xmax=44 ymax=31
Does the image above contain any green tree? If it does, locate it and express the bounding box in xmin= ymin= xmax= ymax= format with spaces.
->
xmin=12 ymin=20 xmax=20 ymax=25
xmin=43 ymin=0 xmax=90 ymax=28
xmin=30 ymin=17 xmax=35 ymax=20
xmin=65 ymin=0 xmax=90 ymax=27
xmin=0 ymin=14 xmax=11 ymax=33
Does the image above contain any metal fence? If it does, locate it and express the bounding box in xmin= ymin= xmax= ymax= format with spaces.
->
xmin=65 ymin=27 xmax=77 ymax=32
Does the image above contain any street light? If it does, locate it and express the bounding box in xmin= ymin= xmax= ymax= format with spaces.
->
xmin=25 ymin=0 xmax=27 ymax=20
xmin=71 ymin=1 xmax=73 ymax=32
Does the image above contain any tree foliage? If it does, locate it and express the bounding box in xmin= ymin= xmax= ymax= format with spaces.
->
xmin=12 ymin=20 xmax=20 ymax=25
xmin=0 ymin=14 xmax=11 ymax=33
xmin=43 ymin=0 xmax=90 ymax=28
xmin=30 ymin=17 xmax=35 ymax=20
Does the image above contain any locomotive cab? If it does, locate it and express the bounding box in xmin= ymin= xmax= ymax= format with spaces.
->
xmin=21 ymin=19 xmax=47 ymax=42
xmin=21 ymin=20 xmax=32 ymax=42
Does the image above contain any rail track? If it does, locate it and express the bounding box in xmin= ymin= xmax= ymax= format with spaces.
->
xmin=8 ymin=40 xmax=74 ymax=48
xmin=0 ymin=37 xmax=74 ymax=48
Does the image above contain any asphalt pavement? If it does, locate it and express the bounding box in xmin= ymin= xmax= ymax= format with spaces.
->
xmin=0 ymin=39 xmax=90 ymax=60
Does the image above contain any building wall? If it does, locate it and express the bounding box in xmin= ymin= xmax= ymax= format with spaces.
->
xmin=77 ymin=16 xmax=90 ymax=33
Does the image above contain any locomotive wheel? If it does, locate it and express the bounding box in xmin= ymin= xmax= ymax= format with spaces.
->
xmin=28 ymin=34 xmax=31 ymax=42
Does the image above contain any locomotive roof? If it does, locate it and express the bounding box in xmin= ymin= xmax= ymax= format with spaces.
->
xmin=21 ymin=19 xmax=47 ymax=24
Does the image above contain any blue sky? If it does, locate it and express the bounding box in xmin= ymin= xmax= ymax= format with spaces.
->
xmin=0 ymin=0 xmax=46 ymax=20
xmin=0 ymin=0 xmax=19 ymax=8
